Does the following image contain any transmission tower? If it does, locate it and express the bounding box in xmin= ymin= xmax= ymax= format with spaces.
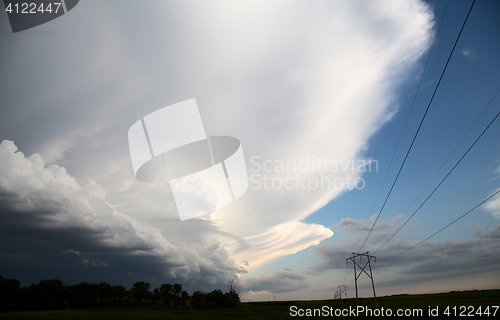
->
xmin=346 ymin=252 xmax=377 ymax=306
xmin=335 ymin=285 xmax=348 ymax=300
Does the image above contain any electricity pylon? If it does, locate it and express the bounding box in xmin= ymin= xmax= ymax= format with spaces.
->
xmin=334 ymin=285 xmax=348 ymax=300
xmin=346 ymin=252 xmax=377 ymax=306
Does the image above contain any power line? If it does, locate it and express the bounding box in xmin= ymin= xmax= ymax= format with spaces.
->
xmin=326 ymin=261 xmax=350 ymax=298
xmin=354 ymin=0 xmax=451 ymax=252
xmin=373 ymin=108 xmax=500 ymax=254
xmin=341 ymin=259 xmax=349 ymax=284
xmin=380 ymin=188 xmax=500 ymax=262
xmin=325 ymin=286 xmax=336 ymax=299
xmin=377 ymin=87 xmax=500 ymax=249
xmin=357 ymin=0 xmax=476 ymax=253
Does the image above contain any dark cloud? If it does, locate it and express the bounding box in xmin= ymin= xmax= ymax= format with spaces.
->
xmin=332 ymin=214 xmax=409 ymax=236
xmin=307 ymin=215 xmax=500 ymax=288
xmin=242 ymin=269 xmax=309 ymax=294
xmin=0 ymin=141 xmax=243 ymax=292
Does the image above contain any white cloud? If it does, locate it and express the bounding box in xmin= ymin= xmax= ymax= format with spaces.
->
xmin=485 ymin=165 xmax=500 ymax=218
xmin=462 ymin=47 xmax=477 ymax=61
xmin=0 ymin=0 xmax=435 ymax=287
xmin=62 ymin=249 xmax=82 ymax=255
xmin=155 ymin=0 xmax=434 ymax=269
xmin=485 ymin=194 xmax=500 ymax=219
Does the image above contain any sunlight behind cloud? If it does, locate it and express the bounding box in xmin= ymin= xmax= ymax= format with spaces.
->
xmin=0 ymin=0 xmax=436 ymax=290
xmin=166 ymin=0 xmax=435 ymax=268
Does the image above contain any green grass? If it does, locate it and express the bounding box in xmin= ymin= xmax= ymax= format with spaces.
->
xmin=0 ymin=305 xmax=290 ymax=320
xmin=2 ymin=290 xmax=499 ymax=319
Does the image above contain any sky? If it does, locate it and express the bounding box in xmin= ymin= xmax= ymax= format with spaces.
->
xmin=0 ymin=0 xmax=499 ymax=302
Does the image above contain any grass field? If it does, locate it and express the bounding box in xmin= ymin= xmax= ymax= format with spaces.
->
xmin=1 ymin=289 xmax=499 ymax=319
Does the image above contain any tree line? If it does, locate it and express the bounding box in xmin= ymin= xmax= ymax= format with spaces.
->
xmin=0 ymin=275 xmax=240 ymax=311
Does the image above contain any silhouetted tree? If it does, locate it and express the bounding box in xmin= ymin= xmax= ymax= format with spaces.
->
xmin=111 ymin=284 xmax=126 ymax=304
xmin=18 ymin=286 xmax=34 ymax=309
xmin=205 ymin=289 xmax=225 ymax=309
xmin=0 ymin=274 xmax=240 ymax=311
xmin=172 ymin=283 xmax=183 ymax=308
xmin=191 ymin=290 xmax=205 ymax=309
xmin=126 ymin=288 xmax=137 ymax=303
xmin=160 ymin=283 xmax=173 ymax=306
xmin=0 ymin=275 xmax=20 ymax=310
xmin=180 ymin=290 xmax=190 ymax=308
xmin=132 ymin=281 xmax=151 ymax=303
xmin=224 ymin=291 xmax=240 ymax=308
xmin=151 ymin=287 xmax=162 ymax=305
xmin=68 ymin=282 xmax=99 ymax=307
xmin=98 ymin=282 xmax=112 ymax=304
xmin=194 ymin=283 xmax=241 ymax=309
xmin=225 ymin=278 xmax=240 ymax=308
xmin=35 ymin=279 xmax=68 ymax=309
